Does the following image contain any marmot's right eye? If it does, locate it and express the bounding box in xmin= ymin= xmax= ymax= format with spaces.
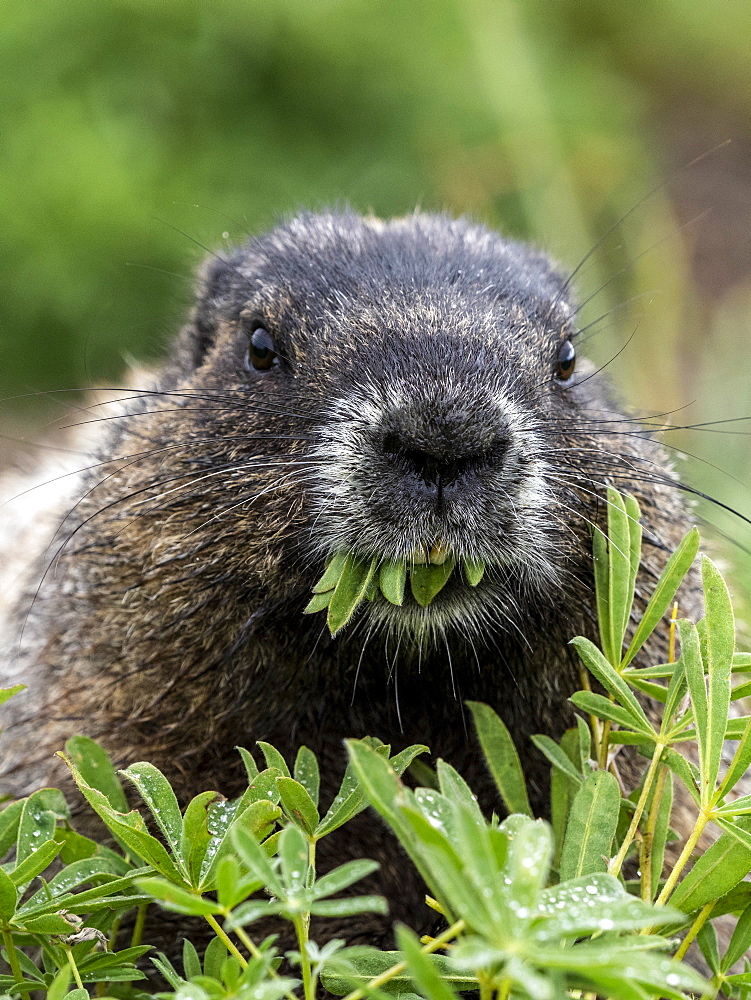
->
xmin=246 ymin=327 xmax=277 ymax=371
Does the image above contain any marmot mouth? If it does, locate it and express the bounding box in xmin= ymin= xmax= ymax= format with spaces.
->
xmin=305 ymin=546 xmax=490 ymax=637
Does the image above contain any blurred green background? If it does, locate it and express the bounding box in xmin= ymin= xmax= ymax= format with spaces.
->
xmin=2 ymin=0 xmax=751 ymax=601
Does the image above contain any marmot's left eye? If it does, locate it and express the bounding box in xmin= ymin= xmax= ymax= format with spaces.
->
xmin=246 ymin=327 xmax=277 ymax=371
xmin=555 ymin=340 xmax=576 ymax=382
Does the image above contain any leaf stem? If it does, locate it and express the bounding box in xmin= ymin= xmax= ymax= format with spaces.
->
xmin=130 ymin=902 xmax=148 ymax=948
xmin=656 ymin=810 xmax=710 ymax=906
xmin=205 ymin=913 xmax=248 ymax=968
xmin=673 ymin=901 xmax=715 ymax=961
xmin=608 ymin=740 xmax=665 ymax=877
xmin=342 ymin=919 xmax=465 ymax=1000
xmin=294 ymin=916 xmax=314 ymax=1000
xmin=640 ymin=764 xmax=668 ymax=901
xmin=64 ymin=945 xmax=84 ymax=990
xmin=1 ymin=926 xmax=25 ymax=987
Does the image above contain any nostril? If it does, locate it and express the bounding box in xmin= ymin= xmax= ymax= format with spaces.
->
xmin=381 ymin=431 xmax=507 ymax=493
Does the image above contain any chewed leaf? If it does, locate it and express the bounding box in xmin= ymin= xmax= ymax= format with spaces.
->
xmin=313 ymin=551 xmax=348 ymax=593
xmin=410 ymin=559 xmax=455 ymax=606
xmin=379 ymin=560 xmax=406 ymax=605
xmin=327 ymin=554 xmax=378 ymax=634
xmin=462 ymin=557 xmax=485 ymax=587
xmin=304 ymin=591 xmax=333 ymax=614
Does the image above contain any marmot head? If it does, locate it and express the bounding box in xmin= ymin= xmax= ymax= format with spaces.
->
xmin=158 ymin=211 xmax=622 ymax=645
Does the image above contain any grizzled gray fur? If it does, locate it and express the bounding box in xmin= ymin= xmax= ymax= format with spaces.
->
xmin=0 ymin=211 xmax=701 ymax=944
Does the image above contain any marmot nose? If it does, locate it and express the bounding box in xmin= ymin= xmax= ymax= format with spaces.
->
xmin=381 ymin=431 xmax=506 ymax=496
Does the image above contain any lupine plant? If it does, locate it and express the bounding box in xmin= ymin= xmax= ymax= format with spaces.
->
xmin=2 ymin=489 xmax=751 ymax=998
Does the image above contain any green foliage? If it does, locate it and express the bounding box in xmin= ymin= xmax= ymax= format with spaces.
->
xmin=306 ymin=551 xmax=485 ymax=634
xmin=7 ymin=490 xmax=751 ymax=998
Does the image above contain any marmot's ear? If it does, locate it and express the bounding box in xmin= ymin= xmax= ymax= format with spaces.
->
xmin=183 ymin=252 xmax=238 ymax=368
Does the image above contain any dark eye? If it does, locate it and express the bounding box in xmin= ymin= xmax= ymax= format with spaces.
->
xmin=246 ymin=327 xmax=278 ymax=372
xmin=555 ymin=340 xmax=576 ymax=382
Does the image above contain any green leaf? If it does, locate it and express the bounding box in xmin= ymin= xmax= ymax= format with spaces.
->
xmin=467 ymin=701 xmax=532 ymax=817
xmin=313 ymin=551 xmax=348 ymax=593
xmin=248 ymin=766 xmax=284 ymax=806
xmin=649 ymin=770 xmax=673 ymax=901
xmin=697 ymin=921 xmax=720 ymax=975
xmin=702 ymin=555 xmax=735 ymax=798
xmin=621 ymin=526 xmax=700 ymax=668
xmin=722 ymin=899 xmax=751 ymax=972
xmin=277 ymin=777 xmax=319 ymax=835
xmin=409 ymin=560 xmax=454 ymax=607
xmin=137 ymin=877 xmax=221 ymax=916
xmin=304 ymin=591 xmax=332 ymax=614
xmin=327 ymin=553 xmax=378 ymax=634
xmin=720 ymin=717 xmax=751 ymax=798
xmin=20 ymin=913 xmax=80 ymax=934
xmin=312 ymin=859 xmax=380 ymax=900
xmin=570 ymin=691 xmax=654 ymax=735
xmin=17 ymin=788 xmax=68 ymax=863
xmin=624 ymin=493 xmax=642 ymax=635
xmin=0 ymin=799 xmax=25 ymax=856
xmin=531 ymin=734 xmax=584 ymax=785
xmin=0 ymin=868 xmax=17 ymax=920
xmin=294 ymin=746 xmax=320 ymax=808
xmin=559 ymin=770 xmax=620 ymax=880
xmin=379 ymin=560 xmax=406 ymax=605
xmin=660 ymin=748 xmax=700 ymax=805
xmin=121 ymin=762 xmax=184 ymax=859
xmin=9 ymin=839 xmax=62 ymax=888
xmin=396 ymin=925 xmax=460 ymax=1000
xmin=180 ymin=790 xmax=218 ymax=884
xmin=279 ymin=823 xmax=308 ymax=893
xmin=183 ymin=938 xmax=201 ymax=979
xmin=670 ymin=817 xmax=751 ymax=911
xmin=203 ymin=936 xmax=228 ymax=981
xmin=551 ymin=729 xmax=580 ymax=871
xmin=593 ymin=523 xmax=613 ymax=665
xmin=60 ymin=753 xmax=182 ymax=881
xmin=571 ymin=636 xmax=653 ymax=732
xmin=462 ymin=557 xmax=485 ymax=587
xmin=309 ymin=895 xmax=388 ymax=917
xmin=237 ymin=746 xmax=259 ymax=782
xmin=231 ymin=825 xmax=282 ymax=896
xmin=605 ymin=487 xmax=632 ymax=662
xmin=256 ymin=742 xmax=290 ymax=778
xmin=64 ymin=736 xmax=128 ymax=812
xmin=0 ymin=684 xmax=25 ymax=707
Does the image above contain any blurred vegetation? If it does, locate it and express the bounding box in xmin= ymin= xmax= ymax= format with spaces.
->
xmin=1 ymin=0 xmax=751 ymax=594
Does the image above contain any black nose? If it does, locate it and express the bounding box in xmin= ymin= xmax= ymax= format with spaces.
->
xmin=382 ymin=431 xmax=506 ymax=497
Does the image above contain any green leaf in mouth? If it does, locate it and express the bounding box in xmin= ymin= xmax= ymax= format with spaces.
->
xmin=409 ymin=558 xmax=456 ymax=607
xmin=306 ymin=547 xmax=487 ymax=634
xmin=379 ymin=560 xmax=407 ymax=606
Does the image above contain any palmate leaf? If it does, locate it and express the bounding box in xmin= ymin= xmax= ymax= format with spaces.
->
xmin=60 ymin=752 xmax=182 ymax=881
xmin=669 ymin=816 xmax=751 ymax=912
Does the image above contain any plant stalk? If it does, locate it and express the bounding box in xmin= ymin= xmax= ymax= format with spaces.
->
xmin=673 ymin=902 xmax=715 ymax=961
xmin=608 ymin=740 xmax=665 ymax=877
xmin=656 ymin=810 xmax=710 ymax=905
xmin=1 ymin=926 xmax=25 ymax=988
xmin=342 ymin=919 xmax=465 ymax=1000
xmin=64 ymin=945 xmax=84 ymax=989
xmin=205 ymin=913 xmax=248 ymax=968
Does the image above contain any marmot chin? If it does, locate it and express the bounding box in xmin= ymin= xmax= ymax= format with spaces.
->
xmin=0 ymin=210 xmax=702 ymax=940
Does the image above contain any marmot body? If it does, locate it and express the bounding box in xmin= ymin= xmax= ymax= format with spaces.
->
xmin=0 ymin=211 xmax=701 ymax=941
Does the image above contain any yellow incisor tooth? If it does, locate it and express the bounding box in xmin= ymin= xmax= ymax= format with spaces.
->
xmin=428 ymin=540 xmax=450 ymax=565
